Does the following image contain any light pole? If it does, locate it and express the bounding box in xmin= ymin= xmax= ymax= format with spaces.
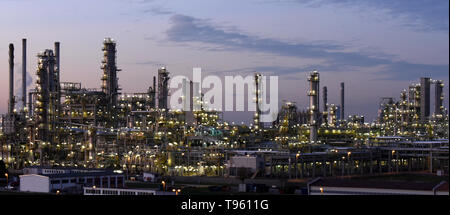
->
xmin=347 ymin=151 xmax=352 ymax=175
xmin=295 ymin=153 xmax=300 ymax=179
xmin=172 ymin=188 xmax=181 ymax=195
xmin=162 ymin=180 xmax=166 ymax=191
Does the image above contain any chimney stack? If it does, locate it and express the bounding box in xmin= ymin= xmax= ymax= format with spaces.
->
xmin=340 ymin=82 xmax=345 ymax=120
xmin=9 ymin=43 xmax=15 ymax=114
xmin=54 ymin=42 xmax=60 ymax=90
xmin=22 ymin=39 xmax=27 ymax=111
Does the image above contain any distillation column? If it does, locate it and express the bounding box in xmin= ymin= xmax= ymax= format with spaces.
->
xmin=35 ymin=50 xmax=55 ymax=144
xmin=101 ymin=38 xmax=121 ymax=110
xmin=308 ymin=71 xmax=320 ymax=143
xmin=254 ymin=73 xmax=263 ymax=130
xmin=158 ymin=67 xmax=170 ymax=111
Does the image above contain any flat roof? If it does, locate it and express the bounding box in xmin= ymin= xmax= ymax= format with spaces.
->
xmin=310 ymin=178 xmax=447 ymax=191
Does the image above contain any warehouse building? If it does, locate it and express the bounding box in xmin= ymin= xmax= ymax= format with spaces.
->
xmin=19 ymin=167 xmax=124 ymax=194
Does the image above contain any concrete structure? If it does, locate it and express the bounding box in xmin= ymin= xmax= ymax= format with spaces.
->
xmin=308 ymin=178 xmax=449 ymax=195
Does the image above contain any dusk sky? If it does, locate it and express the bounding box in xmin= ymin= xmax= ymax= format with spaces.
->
xmin=1 ymin=0 xmax=449 ymax=124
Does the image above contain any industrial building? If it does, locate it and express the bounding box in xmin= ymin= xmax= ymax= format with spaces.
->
xmin=308 ymin=178 xmax=449 ymax=195
xmin=0 ymin=37 xmax=448 ymax=184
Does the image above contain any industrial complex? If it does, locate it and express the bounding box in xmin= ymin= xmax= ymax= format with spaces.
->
xmin=0 ymin=38 xmax=448 ymax=195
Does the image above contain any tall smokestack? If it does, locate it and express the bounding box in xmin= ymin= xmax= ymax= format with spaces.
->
xmin=54 ymin=42 xmax=61 ymax=116
xmin=340 ymin=82 xmax=345 ymax=120
xmin=9 ymin=43 xmax=14 ymax=114
xmin=22 ymin=39 xmax=27 ymax=111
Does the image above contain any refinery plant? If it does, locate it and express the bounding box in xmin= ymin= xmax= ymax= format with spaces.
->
xmin=1 ymin=38 xmax=448 ymax=180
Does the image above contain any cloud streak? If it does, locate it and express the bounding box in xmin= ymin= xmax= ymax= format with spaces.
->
xmin=165 ymin=14 xmax=449 ymax=81
xmin=262 ymin=0 xmax=449 ymax=32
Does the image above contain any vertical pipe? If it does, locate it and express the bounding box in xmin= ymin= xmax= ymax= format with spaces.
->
xmin=340 ymin=82 xmax=345 ymax=120
xmin=54 ymin=42 xmax=61 ymax=121
xmin=254 ymin=73 xmax=262 ymax=128
xmin=28 ymin=92 xmax=33 ymax=117
xmin=322 ymin=86 xmax=328 ymax=126
xmin=435 ymin=80 xmax=443 ymax=115
xmin=190 ymin=80 xmax=194 ymax=112
xmin=54 ymin=42 xmax=60 ymax=94
xmin=9 ymin=43 xmax=14 ymax=114
xmin=22 ymin=39 xmax=27 ymax=111
xmin=153 ymin=76 xmax=156 ymax=92
xmin=152 ymin=76 xmax=156 ymax=109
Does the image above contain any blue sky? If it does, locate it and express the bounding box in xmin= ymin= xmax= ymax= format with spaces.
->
xmin=0 ymin=0 xmax=448 ymax=123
